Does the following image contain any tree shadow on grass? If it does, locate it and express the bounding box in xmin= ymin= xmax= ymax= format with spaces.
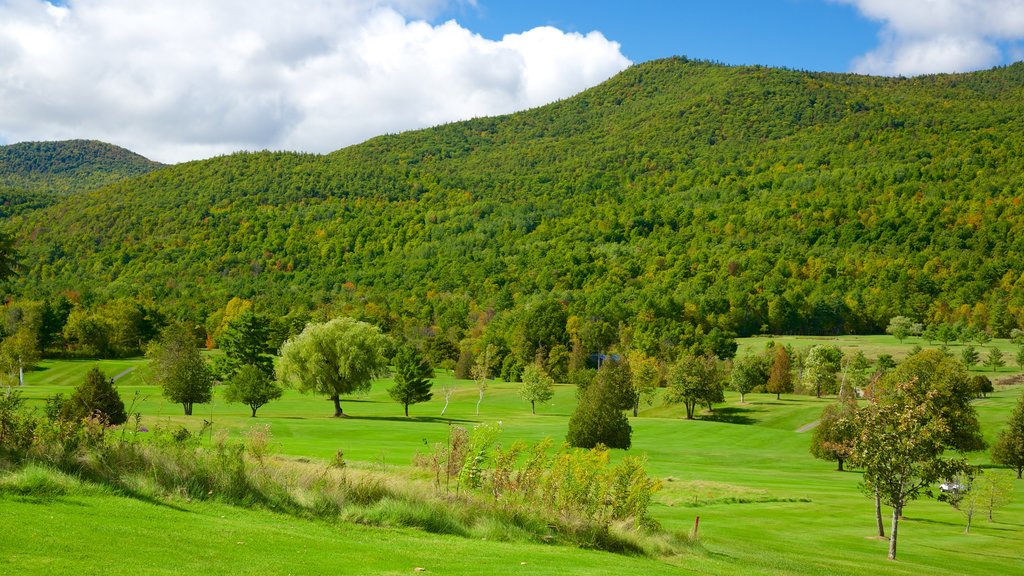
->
xmin=341 ymin=415 xmax=478 ymax=424
xmin=698 ymin=406 xmax=758 ymax=425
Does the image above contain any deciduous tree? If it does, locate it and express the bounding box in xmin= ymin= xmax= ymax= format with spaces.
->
xmin=223 ymin=363 xmax=283 ymax=417
xmin=277 ymin=317 xmax=391 ymax=417
xmin=765 ymin=345 xmax=793 ymax=399
xmin=730 ymin=353 xmax=767 ymax=403
xmin=810 ymin=398 xmax=858 ymax=471
xmin=852 ymin=384 xmax=968 ymax=560
xmin=803 ymin=345 xmax=842 ymax=398
xmin=886 ymin=316 xmax=919 ymax=343
xmin=666 ymin=353 xmax=723 ymax=419
xmin=147 ymin=324 xmax=212 ymax=416
xmin=519 ymin=363 xmax=554 ymax=414
xmin=628 ymin=351 xmax=660 ymax=416
xmin=877 ymin=349 xmax=985 ymax=452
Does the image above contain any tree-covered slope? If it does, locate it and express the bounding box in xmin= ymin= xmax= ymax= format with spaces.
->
xmin=0 ymin=139 xmax=164 ymax=216
xmin=8 ymin=58 xmax=1024 ymax=337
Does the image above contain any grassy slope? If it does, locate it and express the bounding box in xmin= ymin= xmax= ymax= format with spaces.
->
xmin=6 ymin=338 xmax=1024 ymax=575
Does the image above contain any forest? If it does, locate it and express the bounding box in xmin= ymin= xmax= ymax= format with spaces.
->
xmin=3 ymin=58 xmax=1024 ymax=361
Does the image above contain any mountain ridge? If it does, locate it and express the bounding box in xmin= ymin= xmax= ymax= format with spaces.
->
xmin=6 ymin=57 xmax=1024 ymax=341
xmin=0 ymin=139 xmax=164 ymax=217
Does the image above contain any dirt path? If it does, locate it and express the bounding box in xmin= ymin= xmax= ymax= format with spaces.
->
xmin=796 ymin=420 xmax=820 ymax=433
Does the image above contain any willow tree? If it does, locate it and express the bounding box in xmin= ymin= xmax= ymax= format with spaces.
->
xmin=277 ymin=317 xmax=390 ymax=417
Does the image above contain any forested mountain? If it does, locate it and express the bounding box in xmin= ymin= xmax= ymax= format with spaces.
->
xmin=0 ymin=140 xmax=163 ymax=216
xmin=6 ymin=58 xmax=1024 ymax=346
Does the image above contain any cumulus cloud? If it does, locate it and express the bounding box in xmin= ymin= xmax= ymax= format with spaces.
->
xmin=837 ymin=0 xmax=1024 ymax=76
xmin=0 ymin=0 xmax=630 ymax=162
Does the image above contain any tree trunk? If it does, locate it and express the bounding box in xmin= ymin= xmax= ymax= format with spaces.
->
xmin=476 ymin=389 xmax=483 ymax=416
xmin=739 ymin=392 xmax=745 ymax=403
xmin=1016 ymin=466 xmax=1022 ymax=480
xmin=251 ymin=406 xmax=257 ymax=417
xmin=633 ymin=399 xmax=639 ymax=417
xmin=888 ymin=505 xmax=900 ymax=560
xmin=836 ymin=458 xmax=844 ymax=472
xmin=776 ymin=392 xmax=780 ymax=400
xmin=875 ymin=488 xmax=885 ymax=538
xmin=965 ymin=507 xmax=974 ymax=534
xmin=331 ymin=394 xmax=343 ymax=417
xmin=685 ymin=401 xmax=695 ymax=419
xmin=183 ymin=402 xmax=193 ymax=416
xmin=440 ymin=397 xmax=450 ymax=417
xmin=404 ymin=403 xmax=409 ymax=417
xmin=531 ymin=400 xmax=536 ymax=415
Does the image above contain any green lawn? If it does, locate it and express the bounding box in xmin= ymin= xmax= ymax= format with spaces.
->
xmin=738 ymin=334 xmax=1023 ymax=379
xmin=5 ymin=338 xmax=1024 ymax=575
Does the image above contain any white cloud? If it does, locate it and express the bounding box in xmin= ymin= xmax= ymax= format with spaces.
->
xmin=837 ymin=0 xmax=1024 ymax=75
xmin=0 ymin=0 xmax=630 ymax=162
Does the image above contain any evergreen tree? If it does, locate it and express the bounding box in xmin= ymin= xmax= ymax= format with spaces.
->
xmin=961 ymin=345 xmax=979 ymax=368
xmin=61 ymin=367 xmax=127 ymax=425
xmin=388 ymin=346 xmax=434 ymax=417
xmin=566 ymin=360 xmax=632 ymax=449
xmin=217 ymin=309 xmax=275 ymax=378
xmin=992 ymin=392 xmax=1024 ymax=479
xmin=986 ymin=347 xmax=1006 ymax=372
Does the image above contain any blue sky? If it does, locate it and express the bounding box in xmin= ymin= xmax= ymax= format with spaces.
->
xmin=3 ymin=0 xmax=1024 ymax=161
xmin=434 ymin=0 xmax=879 ymax=71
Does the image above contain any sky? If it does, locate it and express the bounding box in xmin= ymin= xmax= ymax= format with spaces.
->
xmin=2 ymin=0 xmax=1024 ymax=163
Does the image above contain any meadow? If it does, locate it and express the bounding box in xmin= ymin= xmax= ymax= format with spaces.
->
xmin=3 ymin=334 xmax=1023 ymax=575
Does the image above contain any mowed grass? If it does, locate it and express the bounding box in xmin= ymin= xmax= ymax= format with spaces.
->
xmin=738 ymin=334 xmax=1024 ymax=379
xmin=6 ymin=336 xmax=1024 ymax=575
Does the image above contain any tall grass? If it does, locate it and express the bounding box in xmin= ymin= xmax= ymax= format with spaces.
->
xmin=0 ymin=400 xmax=670 ymax=556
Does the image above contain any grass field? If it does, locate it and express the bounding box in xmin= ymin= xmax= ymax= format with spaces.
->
xmin=3 ymin=336 xmax=1024 ymax=575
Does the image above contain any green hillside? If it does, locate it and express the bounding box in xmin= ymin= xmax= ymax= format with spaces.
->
xmin=0 ymin=140 xmax=164 ymax=217
xmin=7 ymin=58 xmax=1024 ymax=337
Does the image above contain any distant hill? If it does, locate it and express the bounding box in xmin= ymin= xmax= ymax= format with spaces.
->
xmin=0 ymin=140 xmax=164 ymax=216
xmin=7 ymin=58 xmax=1024 ymax=340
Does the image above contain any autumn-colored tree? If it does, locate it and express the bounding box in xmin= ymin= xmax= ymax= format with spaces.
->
xmin=765 ymin=345 xmax=793 ymax=399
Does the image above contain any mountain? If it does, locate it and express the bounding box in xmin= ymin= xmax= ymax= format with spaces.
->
xmin=0 ymin=140 xmax=164 ymax=217
xmin=6 ymin=58 xmax=1024 ymax=340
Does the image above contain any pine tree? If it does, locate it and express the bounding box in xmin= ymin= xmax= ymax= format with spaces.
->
xmin=388 ymin=346 xmax=434 ymax=417
xmin=986 ymin=347 xmax=1006 ymax=372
